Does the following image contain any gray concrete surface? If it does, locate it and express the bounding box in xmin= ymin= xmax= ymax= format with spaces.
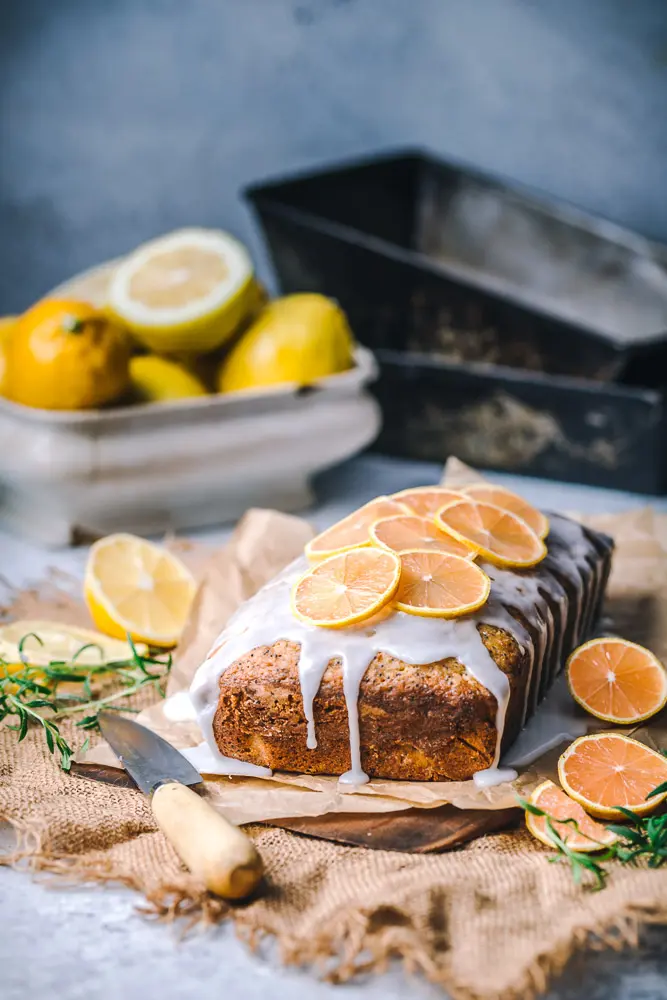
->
xmin=2 ymin=0 xmax=667 ymax=311
xmin=3 ymin=454 xmax=667 ymax=999
xmin=2 ymin=862 xmax=667 ymax=1000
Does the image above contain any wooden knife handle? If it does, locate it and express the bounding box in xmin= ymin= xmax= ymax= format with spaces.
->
xmin=151 ymin=782 xmax=263 ymax=900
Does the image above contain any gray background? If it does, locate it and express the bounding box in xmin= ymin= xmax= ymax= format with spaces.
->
xmin=2 ymin=0 xmax=667 ymax=313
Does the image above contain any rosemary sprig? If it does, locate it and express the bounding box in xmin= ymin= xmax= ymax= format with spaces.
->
xmin=519 ymin=772 xmax=667 ymax=889
xmin=0 ymin=634 xmax=172 ymax=770
xmin=607 ymin=799 xmax=667 ymax=869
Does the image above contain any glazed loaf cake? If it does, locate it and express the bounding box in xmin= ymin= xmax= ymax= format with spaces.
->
xmin=189 ymin=512 xmax=613 ymax=783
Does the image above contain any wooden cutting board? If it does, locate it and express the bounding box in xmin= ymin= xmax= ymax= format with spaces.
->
xmin=71 ymin=763 xmax=520 ymax=853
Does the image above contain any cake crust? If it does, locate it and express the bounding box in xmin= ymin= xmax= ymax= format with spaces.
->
xmin=212 ymin=625 xmax=529 ymax=781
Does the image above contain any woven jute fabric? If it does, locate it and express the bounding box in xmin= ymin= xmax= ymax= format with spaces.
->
xmin=2 ymin=718 xmax=667 ymax=1000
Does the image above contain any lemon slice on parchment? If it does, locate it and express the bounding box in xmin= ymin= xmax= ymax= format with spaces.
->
xmin=107 ymin=228 xmax=255 ymax=354
xmin=84 ymin=534 xmax=196 ymax=648
xmin=0 ymin=621 xmax=147 ymax=670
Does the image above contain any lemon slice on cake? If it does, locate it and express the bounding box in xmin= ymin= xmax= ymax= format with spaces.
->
xmin=107 ymin=228 xmax=255 ymax=353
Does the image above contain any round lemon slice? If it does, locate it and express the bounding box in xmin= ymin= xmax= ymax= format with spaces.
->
xmin=84 ymin=534 xmax=196 ymax=648
xmin=0 ymin=621 xmax=147 ymax=670
xmin=558 ymin=733 xmax=667 ymax=820
xmin=107 ymin=228 xmax=255 ymax=353
xmin=525 ymin=779 xmax=618 ymax=852
xmin=291 ymin=548 xmax=401 ymax=628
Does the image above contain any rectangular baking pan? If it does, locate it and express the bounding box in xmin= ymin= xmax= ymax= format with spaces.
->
xmin=245 ymin=151 xmax=667 ymax=491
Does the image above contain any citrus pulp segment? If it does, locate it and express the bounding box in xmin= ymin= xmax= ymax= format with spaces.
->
xmin=291 ymin=548 xmax=401 ymax=628
xmin=393 ymin=549 xmax=490 ymax=618
xmin=567 ymin=637 xmax=667 ymax=724
xmin=558 ymin=733 xmax=667 ymax=820
xmin=434 ymin=499 xmax=547 ymax=568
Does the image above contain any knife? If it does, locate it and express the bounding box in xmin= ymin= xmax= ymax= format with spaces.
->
xmin=98 ymin=711 xmax=263 ymax=900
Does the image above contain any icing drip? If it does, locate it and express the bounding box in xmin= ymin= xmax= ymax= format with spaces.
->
xmin=339 ymin=647 xmax=375 ymax=784
xmin=186 ymin=516 xmax=609 ymax=786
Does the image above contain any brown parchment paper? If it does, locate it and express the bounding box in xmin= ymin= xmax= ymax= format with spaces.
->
xmin=79 ymin=459 xmax=667 ymax=825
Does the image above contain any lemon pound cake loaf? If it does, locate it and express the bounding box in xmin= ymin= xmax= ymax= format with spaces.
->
xmin=188 ymin=488 xmax=613 ymax=785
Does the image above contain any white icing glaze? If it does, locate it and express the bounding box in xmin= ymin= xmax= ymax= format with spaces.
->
xmin=182 ymin=740 xmax=272 ymax=777
xmin=162 ymin=690 xmax=197 ymax=723
xmin=186 ymin=515 xmax=609 ymax=786
xmin=474 ymin=765 xmax=518 ymax=788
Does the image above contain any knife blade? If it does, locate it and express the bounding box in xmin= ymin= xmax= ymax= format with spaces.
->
xmin=98 ymin=711 xmax=263 ymax=900
xmin=98 ymin=712 xmax=202 ymax=793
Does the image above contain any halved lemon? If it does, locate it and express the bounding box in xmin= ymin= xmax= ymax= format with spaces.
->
xmin=567 ymin=637 xmax=667 ymax=725
xmin=434 ymin=499 xmax=547 ymax=569
xmin=107 ymin=228 xmax=255 ymax=353
xmin=305 ymin=497 xmax=410 ymax=561
xmin=393 ymin=549 xmax=490 ymax=618
xmin=558 ymin=733 xmax=667 ymax=820
xmin=369 ymin=515 xmax=474 ymax=559
xmin=291 ymin=547 xmax=401 ymax=628
xmin=462 ymin=484 xmax=549 ymax=539
xmin=525 ymin=779 xmax=618 ymax=852
xmin=84 ymin=534 xmax=197 ymax=648
xmin=0 ymin=621 xmax=147 ymax=670
xmin=392 ymin=487 xmax=466 ymax=519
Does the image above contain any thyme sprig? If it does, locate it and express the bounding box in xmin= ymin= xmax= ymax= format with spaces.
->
xmin=519 ymin=772 xmax=667 ymax=890
xmin=0 ymin=633 xmax=172 ymax=770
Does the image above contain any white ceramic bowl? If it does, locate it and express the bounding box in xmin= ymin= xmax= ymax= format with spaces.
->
xmin=0 ymin=262 xmax=381 ymax=545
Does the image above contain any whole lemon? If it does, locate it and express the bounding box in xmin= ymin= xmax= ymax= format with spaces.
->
xmin=0 ymin=316 xmax=17 ymax=397
xmin=217 ymin=294 xmax=355 ymax=393
xmin=7 ymin=299 xmax=131 ymax=410
xmin=129 ymin=355 xmax=208 ymax=402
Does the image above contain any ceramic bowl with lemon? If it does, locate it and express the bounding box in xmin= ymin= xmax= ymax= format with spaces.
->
xmin=0 ymin=228 xmax=380 ymax=545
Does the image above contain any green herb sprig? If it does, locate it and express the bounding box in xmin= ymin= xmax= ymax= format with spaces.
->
xmin=0 ymin=633 xmax=172 ymax=770
xmin=519 ymin=773 xmax=667 ymax=890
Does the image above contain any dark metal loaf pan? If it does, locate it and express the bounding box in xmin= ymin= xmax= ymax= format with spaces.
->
xmin=245 ymin=150 xmax=667 ymax=491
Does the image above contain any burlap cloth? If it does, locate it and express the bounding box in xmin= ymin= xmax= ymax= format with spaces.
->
xmin=3 ymin=504 xmax=667 ymax=999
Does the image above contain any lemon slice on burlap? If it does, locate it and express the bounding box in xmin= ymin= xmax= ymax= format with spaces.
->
xmin=84 ymin=534 xmax=196 ymax=648
xmin=0 ymin=621 xmax=147 ymax=670
xmin=107 ymin=228 xmax=255 ymax=353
